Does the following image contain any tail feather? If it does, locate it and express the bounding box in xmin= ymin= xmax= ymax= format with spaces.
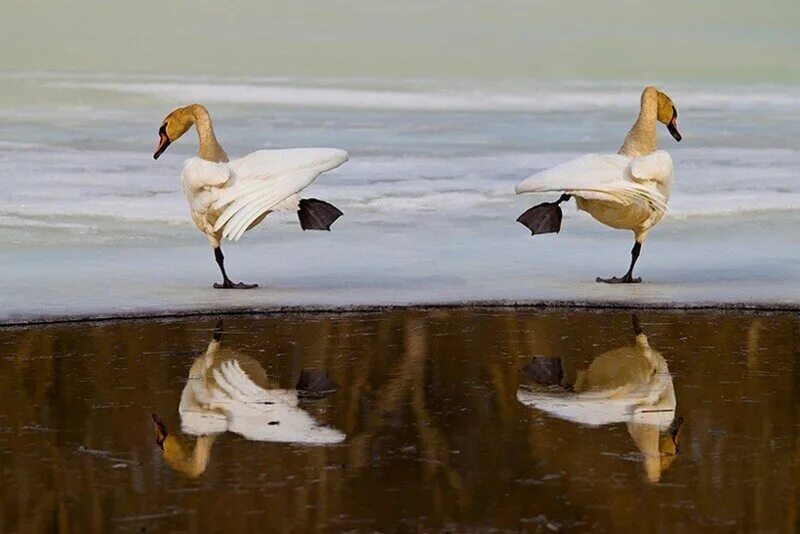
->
xmin=298 ymin=199 xmax=343 ymax=231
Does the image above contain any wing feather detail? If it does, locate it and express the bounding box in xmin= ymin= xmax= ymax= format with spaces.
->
xmin=210 ymin=148 xmax=348 ymax=241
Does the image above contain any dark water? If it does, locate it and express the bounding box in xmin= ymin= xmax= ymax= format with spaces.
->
xmin=1 ymin=310 xmax=799 ymax=532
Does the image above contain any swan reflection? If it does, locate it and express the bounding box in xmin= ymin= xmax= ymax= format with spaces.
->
xmin=153 ymin=324 xmax=344 ymax=477
xmin=517 ymin=315 xmax=682 ymax=482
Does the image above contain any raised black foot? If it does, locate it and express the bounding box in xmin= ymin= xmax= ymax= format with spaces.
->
xmin=521 ymin=357 xmax=564 ymax=386
xmin=517 ymin=195 xmax=569 ymax=235
xmin=213 ymin=281 xmax=259 ymax=289
xmin=296 ymin=369 xmax=338 ymax=399
xmin=596 ymin=275 xmax=642 ymax=284
xmin=298 ymin=198 xmax=343 ymax=231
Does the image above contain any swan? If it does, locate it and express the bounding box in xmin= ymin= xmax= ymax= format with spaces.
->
xmin=153 ymin=104 xmax=349 ymax=289
xmin=515 ymin=86 xmax=682 ymax=283
xmin=152 ymin=325 xmax=345 ymax=477
xmin=517 ymin=315 xmax=683 ymax=482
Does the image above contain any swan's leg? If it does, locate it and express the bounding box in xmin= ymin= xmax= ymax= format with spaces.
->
xmin=298 ymin=198 xmax=343 ymax=231
xmin=597 ymin=241 xmax=643 ymax=284
xmin=212 ymin=246 xmax=258 ymax=289
xmin=517 ymin=194 xmax=571 ymax=235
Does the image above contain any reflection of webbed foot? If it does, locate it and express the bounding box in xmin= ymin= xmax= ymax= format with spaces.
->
xmin=213 ymin=281 xmax=259 ymax=289
xmin=516 ymin=202 xmax=563 ymax=235
xmin=596 ymin=274 xmax=642 ymax=284
xmin=521 ymin=357 xmax=564 ymax=386
xmin=296 ymin=369 xmax=338 ymax=399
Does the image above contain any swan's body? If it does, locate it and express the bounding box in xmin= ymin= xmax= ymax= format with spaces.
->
xmin=515 ymin=86 xmax=681 ymax=283
xmin=516 ymin=151 xmax=673 ymax=242
xmin=182 ymin=148 xmax=349 ymax=244
xmin=517 ymin=332 xmax=675 ymax=427
xmin=517 ymin=319 xmax=682 ymax=482
xmin=154 ymin=104 xmax=348 ymax=288
xmin=154 ymin=332 xmax=344 ymax=477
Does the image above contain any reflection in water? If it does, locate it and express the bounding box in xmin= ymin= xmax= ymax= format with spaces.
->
xmin=2 ymin=311 xmax=798 ymax=531
xmin=517 ymin=315 xmax=683 ymax=482
xmin=153 ymin=323 xmax=344 ymax=477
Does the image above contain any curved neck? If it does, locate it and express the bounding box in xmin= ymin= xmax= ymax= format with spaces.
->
xmin=619 ymin=90 xmax=658 ymax=157
xmin=163 ymin=434 xmax=217 ymax=477
xmin=187 ymin=105 xmax=229 ymax=163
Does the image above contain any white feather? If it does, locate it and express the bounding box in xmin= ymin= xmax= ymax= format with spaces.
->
xmin=515 ymin=152 xmax=672 ymax=217
xmin=180 ymin=148 xmax=348 ymax=243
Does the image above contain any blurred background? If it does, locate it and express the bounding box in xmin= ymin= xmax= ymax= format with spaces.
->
xmin=3 ymin=0 xmax=799 ymax=81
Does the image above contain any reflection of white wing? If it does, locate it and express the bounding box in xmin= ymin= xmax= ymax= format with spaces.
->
xmin=211 ymin=148 xmax=348 ymax=241
xmin=517 ymin=360 xmax=675 ymax=428
xmin=211 ymin=360 xmax=345 ymax=444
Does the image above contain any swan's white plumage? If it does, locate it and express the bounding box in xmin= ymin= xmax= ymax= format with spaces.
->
xmin=181 ymin=158 xmax=232 ymax=189
xmin=180 ymin=147 xmax=348 ymax=242
xmin=210 ymin=360 xmax=345 ymax=444
xmin=213 ymin=148 xmax=348 ymax=241
xmin=515 ymin=151 xmax=673 ymax=218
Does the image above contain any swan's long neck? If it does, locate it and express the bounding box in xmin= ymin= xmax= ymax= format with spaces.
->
xmin=163 ymin=434 xmax=217 ymax=477
xmin=188 ymin=105 xmax=229 ymax=163
xmin=619 ymin=89 xmax=659 ymax=157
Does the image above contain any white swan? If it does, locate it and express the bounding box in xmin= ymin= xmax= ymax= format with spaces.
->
xmin=517 ymin=317 xmax=682 ymax=482
xmin=153 ymin=328 xmax=345 ymax=477
xmin=515 ymin=86 xmax=682 ymax=283
xmin=153 ymin=104 xmax=349 ymax=289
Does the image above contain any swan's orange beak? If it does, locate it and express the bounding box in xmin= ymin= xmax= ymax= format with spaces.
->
xmin=153 ymin=124 xmax=171 ymax=160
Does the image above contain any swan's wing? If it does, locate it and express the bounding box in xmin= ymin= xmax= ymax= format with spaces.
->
xmin=212 ymin=360 xmax=345 ymax=444
xmin=517 ymin=386 xmax=636 ymax=426
xmin=515 ymin=154 xmax=667 ymax=212
xmin=180 ymin=157 xmax=232 ymax=190
xmin=211 ymin=148 xmax=348 ymax=241
xmin=628 ymin=150 xmax=674 ymax=186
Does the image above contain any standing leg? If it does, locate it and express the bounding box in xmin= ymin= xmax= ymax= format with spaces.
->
xmin=596 ymin=240 xmax=643 ymax=284
xmin=212 ymin=246 xmax=258 ymax=289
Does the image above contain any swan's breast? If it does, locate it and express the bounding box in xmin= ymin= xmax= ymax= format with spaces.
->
xmin=576 ymin=198 xmax=652 ymax=231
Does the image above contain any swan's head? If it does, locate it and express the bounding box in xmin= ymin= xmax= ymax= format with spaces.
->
xmin=152 ymin=412 xmax=168 ymax=449
xmin=152 ymin=412 xmax=212 ymax=477
xmin=153 ymin=105 xmax=196 ymax=159
xmin=649 ymin=87 xmax=682 ymax=142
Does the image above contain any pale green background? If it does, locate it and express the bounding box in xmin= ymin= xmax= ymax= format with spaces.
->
xmin=1 ymin=0 xmax=798 ymax=81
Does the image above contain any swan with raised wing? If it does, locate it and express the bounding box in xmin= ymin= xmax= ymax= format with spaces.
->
xmin=517 ymin=315 xmax=683 ymax=483
xmin=152 ymin=325 xmax=344 ymax=477
xmin=153 ymin=104 xmax=348 ymax=288
xmin=515 ymin=86 xmax=682 ymax=283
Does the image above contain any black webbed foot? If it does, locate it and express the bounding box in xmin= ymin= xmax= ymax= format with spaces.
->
xmin=296 ymin=369 xmax=338 ymax=399
xmin=521 ymin=357 xmax=564 ymax=386
xmin=213 ymin=281 xmax=259 ymax=289
xmin=595 ymin=275 xmax=642 ymax=284
xmin=517 ymin=194 xmax=570 ymax=235
xmin=516 ymin=202 xmax=563 ymax=235
xmin=298 ymin=198 xmax=343 ymax=231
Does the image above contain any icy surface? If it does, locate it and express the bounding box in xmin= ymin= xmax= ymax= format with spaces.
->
xmin=1 ymin=74 xmax=800 ymax=320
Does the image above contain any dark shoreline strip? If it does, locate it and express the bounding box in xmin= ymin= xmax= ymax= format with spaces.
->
xmin=2 ymin=299 xmax=799 ymax=328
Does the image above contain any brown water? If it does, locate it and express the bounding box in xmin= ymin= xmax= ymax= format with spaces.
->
xmin=1 ymin=310 xmax=799 ymax=532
